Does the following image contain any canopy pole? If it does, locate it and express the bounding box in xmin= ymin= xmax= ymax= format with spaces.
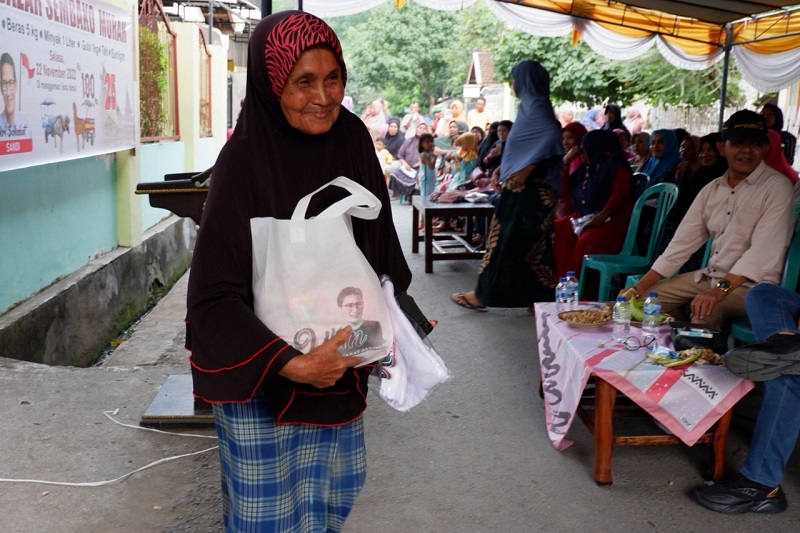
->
xmin=208 ymin=1 xmax=214 ymax=44
xmin=719 ymin=25 xmax=733 ymax=131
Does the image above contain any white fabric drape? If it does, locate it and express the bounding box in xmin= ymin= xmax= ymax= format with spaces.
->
xmin=303 ymin=0 xmax=477 ymax=17
xmin=579 ymin=20 xmax=656 ymax=61
xmin=414 ymin=0 xmax=478 ymax=10
xmin=302 ymin=0 xmax=389 ymax=18
xmin=734 ymin=46 xmax=800 ymax=93
xmin=655 ymin=38 xmax=723 ymax=71
xmin=485 ymin=0 xmax=573 ymax=37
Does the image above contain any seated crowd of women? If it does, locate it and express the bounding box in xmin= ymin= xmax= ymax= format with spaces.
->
xmin=375 ymin=95 xmax=799 ymax=303
xmin=560 ymin=103 xmax=798 ymax=295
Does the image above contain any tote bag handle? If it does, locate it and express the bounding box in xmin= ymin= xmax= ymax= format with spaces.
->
xmin=293 ymin=176 xmax=381 ymax=222
xmin=290 ymin=176 xmax=382 ymax=243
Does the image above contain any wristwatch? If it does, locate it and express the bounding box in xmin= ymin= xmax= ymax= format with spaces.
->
xmin=715 ymin=279 xmax=733 ymax=294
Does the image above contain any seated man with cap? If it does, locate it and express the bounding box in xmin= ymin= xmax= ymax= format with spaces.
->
xmin=621 ymin=109 xmax=795 ymax=331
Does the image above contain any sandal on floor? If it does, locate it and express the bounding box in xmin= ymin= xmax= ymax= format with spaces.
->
xmin=451 ymin=292 xmax=487 ymax=312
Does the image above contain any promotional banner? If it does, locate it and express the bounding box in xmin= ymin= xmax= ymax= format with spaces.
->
xmin=0 ymin=0 xmax=136 ymax=171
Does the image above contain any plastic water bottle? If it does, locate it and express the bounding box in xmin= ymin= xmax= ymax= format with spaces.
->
xmin=565 ymin=271 xmax=579 ymax=310
xmin=642 ymin=292 xmax=662 ymax=333
xmin=555 ymin=277 xmax=569 ymax=312
xmin=612 ymin=296 xmax=631 ymax=343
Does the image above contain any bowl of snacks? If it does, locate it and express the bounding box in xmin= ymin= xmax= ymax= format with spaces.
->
xmin=558 ymin=305 xmax=612 ymax=329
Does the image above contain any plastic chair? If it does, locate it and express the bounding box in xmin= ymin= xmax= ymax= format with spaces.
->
xmin=578 ymin=182 xmax=679 ymax=301
xmin=730 ymin=214 xmax=800 ymax=343
xmin=623 ymin=237 xmax=713 ymax=288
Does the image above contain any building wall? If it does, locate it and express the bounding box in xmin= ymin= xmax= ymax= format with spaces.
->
xmin=139 ymin=141 xmax=189 ymax=232
xmin=0 ymin=156 xmax=118 ymax=314
xmin=0 ymin=22 xmax=229 ymax=365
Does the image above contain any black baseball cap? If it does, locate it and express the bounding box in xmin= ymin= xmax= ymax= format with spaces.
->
xmin=720 ymin=110 xmax=768 ymax=144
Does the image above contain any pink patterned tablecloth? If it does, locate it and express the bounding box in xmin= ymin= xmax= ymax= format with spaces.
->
xmin=534 ymin=302 xmax=754 ymax=450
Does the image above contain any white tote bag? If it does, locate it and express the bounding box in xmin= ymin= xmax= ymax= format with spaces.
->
xmin=251 ymin=176 xmax=393 ymax=366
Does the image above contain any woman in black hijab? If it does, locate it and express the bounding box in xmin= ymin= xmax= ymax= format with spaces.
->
xmin=478 ymin=121 xmax=499 ymax=165
xmin=186 ymin=11 xmax=411 ymax=531
xmin=601 ymin=103 xmax=627 ymax=133
xmin=384 ymin=117 xmax=405 ymax=158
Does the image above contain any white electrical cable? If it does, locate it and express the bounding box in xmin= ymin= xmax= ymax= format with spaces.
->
xmin=102 ymin=409 xmax=218 ymax=439
xmin=0 ymin=409 xmax=218 ymax=487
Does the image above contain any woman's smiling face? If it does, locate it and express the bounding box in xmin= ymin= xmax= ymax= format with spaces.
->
xmin=279 ymin=47 xmax=344 ymax=135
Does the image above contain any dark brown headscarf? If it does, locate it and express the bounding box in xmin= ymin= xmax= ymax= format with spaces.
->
xmin=186 ymin=11 xmax=411 ymax=423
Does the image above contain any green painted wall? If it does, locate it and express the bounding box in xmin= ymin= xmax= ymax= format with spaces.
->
xmin=0 ymin=156 xmax=118 ymax=314
xmin=140 ymin=141 xmax=189 ymax=232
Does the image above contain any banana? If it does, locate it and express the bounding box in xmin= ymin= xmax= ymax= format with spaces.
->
xmin=625 ymin=291 xmax=666 ymax=322
xmin=664 ymin=351 xmax=700 ymax=367
xmin=646 ymin=348 xmax=701 ymax=367
xmin=630 ymin=294 xmax=645 ymax=322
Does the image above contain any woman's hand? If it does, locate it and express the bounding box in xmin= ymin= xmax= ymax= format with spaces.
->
xmin=491 ymin=167 xmax=502 ymax=193
xmin=504 ymin=164 xmax=536 ymax=190
xmin=675 ymin=161 xmax=688 ymax=181
xmin=563 ymin=145 xmax=582 ymax=165
xmin=278 ymin=327 xmax=362 ymax=388
xmin=586 ymin=210 xmax=608 ymax=228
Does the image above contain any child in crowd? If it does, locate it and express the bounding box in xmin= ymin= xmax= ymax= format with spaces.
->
xmin=374 ymin=137 xmax=394 ymax=180
xmin=418 ymin=133 xmax=437 ymax=198
xmin=446 ymin=132 xmax=479 ymax=191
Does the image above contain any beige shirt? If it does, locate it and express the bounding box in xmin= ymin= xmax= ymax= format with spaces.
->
xmin=467 ymin=109 xmax=491 ymax=131
xmin=651 ymin=161 xmax=794 ymax=287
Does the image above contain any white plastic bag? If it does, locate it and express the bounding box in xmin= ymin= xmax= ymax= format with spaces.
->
xmin=376 ymin=278 xmax=449 ymax=411
xmin=251 ymin=176 xmax=393 ymax=365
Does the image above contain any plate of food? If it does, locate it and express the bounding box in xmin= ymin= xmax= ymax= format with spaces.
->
xmin=558 ymin=305 xmax=612 ymax=329
xmin=646 ymin=347 xmax=724 ymax=367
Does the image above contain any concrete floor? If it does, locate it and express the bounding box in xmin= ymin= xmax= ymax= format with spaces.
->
xmin=1 ymin=201 xmax=798 ymax=532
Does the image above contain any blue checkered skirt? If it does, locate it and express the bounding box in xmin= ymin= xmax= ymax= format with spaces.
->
xmin=212 ymin=391 xmax=367 ymax=533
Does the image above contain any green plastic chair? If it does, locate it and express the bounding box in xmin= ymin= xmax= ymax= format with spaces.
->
xmin=730 ymin=207 xmax=800 ymax=343
xmin=578 ymin=182 xmax=679 ymax=301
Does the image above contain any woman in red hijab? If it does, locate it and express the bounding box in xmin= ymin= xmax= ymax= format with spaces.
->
xmin=186 ymin=11 xmax=410 ymax=531
xmin=765 ymin=129 xmax=799 ymax=184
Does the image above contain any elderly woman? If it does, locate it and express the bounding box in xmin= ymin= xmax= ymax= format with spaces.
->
xmin=452 ymin=60 xmax=562 ymax=310
xmin=553 ymin=130 xmax=634 ymax=279
xmin=187 ymin=11 xmax=411 ymax=530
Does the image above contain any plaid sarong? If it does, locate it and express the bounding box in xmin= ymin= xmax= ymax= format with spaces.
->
xmin=213 ymin=390 xmax=367 ymax=532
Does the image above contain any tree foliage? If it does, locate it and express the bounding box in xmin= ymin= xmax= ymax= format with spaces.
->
xmin=486 ymin=28 xmax=743 ymax=107
xmin=333 ymin=3 xmax=461 ymax=115
xmin=139 ymin=26 xmax=169 ymax=139
xmin=329 ymin=3 xmax=744 ymax=112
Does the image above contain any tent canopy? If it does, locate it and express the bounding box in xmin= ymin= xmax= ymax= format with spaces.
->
xmin=303 ymin=0 xmax=800 ymax=92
